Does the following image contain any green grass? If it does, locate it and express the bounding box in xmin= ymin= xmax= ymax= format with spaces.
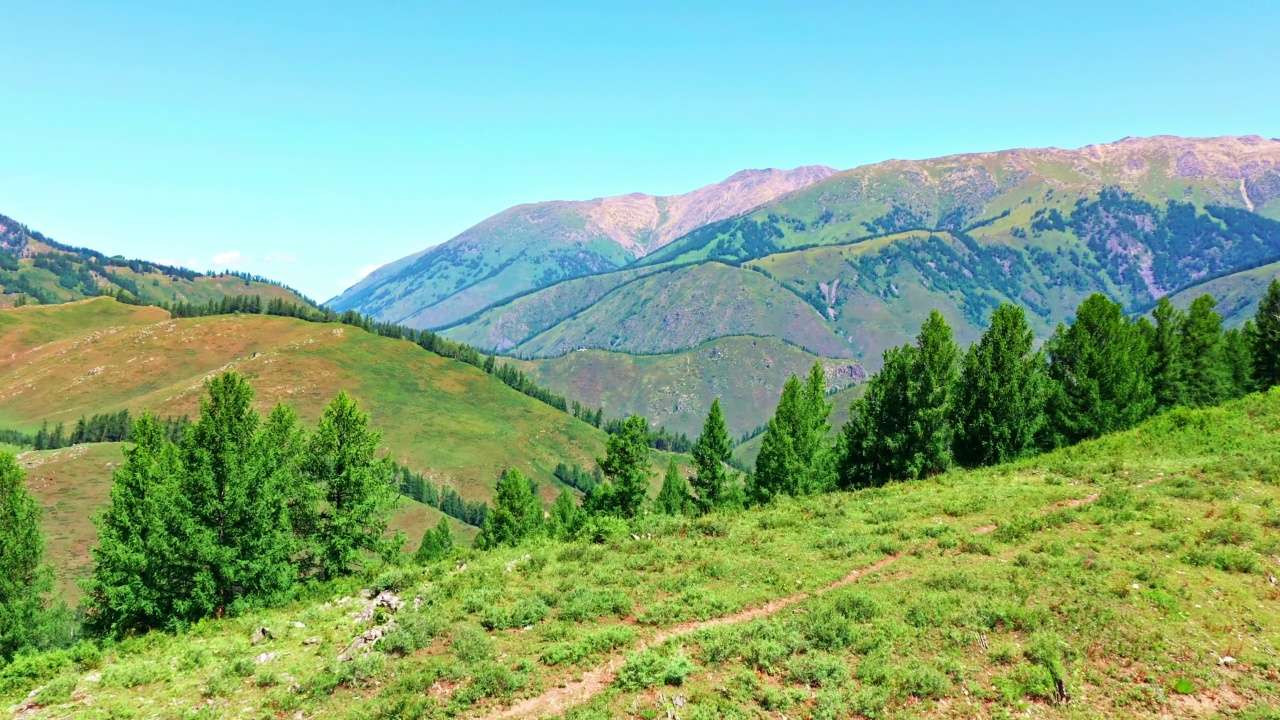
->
xmin=7 ymin=388 xmax=1278 ymax=719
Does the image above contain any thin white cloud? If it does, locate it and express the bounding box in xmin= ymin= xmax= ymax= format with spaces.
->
xmin=211 ymin=250 xmax=245 ymax=267
xmin=336 ymin=264 xmax=380 ymax=290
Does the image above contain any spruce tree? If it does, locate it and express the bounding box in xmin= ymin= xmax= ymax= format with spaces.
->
xmin=690 ymin=398 xmax=732 ymax=512
xmin=1180 ymin=294 xmax=1229 ymax=406
xmin=478 ymin=468 xmax=544 ymax=548
xmin=1223 ymin=325 xmax=1256 ymax=398
xmin=414 ymin=517 xmax=454 ymax=563
xmin=83 ymin=413 xmax=194 ymax=635
xmin=182 ymin=372 xmax=296 ymax=615
xmin=0 ymin=452 xmax=64 ymax=660
xmin=595 ymin=414 xmax=652 ymax=518
xmin=549 ymin=489 xmax=584 ymax=539
xmin=303 ymin=391 xmax=399 ymax=579
xmin=1149 ymin=297 xmax=1188 ymax=410
xmin=909 ymin=310 xmax=960 ymax=477
xmin=655 ymin=459 xmax=692 ymax=515
xmin=951 ymin=303 xmax=1048 ymax=466
xmin=1045 ymin=294 xmax=1154 ymax=445
xmin=1249 ymin=279 xmax=1280 ymax=389
xmin=754 ymin=363 xmax=835 ymax=501
xmin=839 ymin=344 xmax=915 ymax=488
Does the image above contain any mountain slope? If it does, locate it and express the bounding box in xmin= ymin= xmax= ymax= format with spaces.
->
xmin=512 ymin=262 xmax=855 ymax=359
xmin=0 ymin=298 xmax=604 ymax=500
xmin=328 ymin=166 xmax=837 ymax=328
xmin=514 ymin=336 xmax=864 ymax=439
xmin=0 ymin=212 xmax=313 ymax=309
xmin=1161 ymin=258 xmax=1280 ymax=326
xmin=10 ymin=390 xmax=1278 ymax=719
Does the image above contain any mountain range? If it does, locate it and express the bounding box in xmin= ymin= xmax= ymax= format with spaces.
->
xmin=326 ymin=135 xmax=1280 ymax=436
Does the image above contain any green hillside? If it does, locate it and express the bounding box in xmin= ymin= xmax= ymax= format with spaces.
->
xmin=0 ymin=213 xmax=314 ymax=310
xmin=7 ymin=388 xmax=1278 ymax=718
xmin=0 ymin=298 xmax=605 ymax=502
xmin=514 ymin=336 xmax=863 ymax=439
xmin=510 ymin=262 xmax=854 ymax=359
xmin=1163 ymin=259 xmax=1280 ymax=327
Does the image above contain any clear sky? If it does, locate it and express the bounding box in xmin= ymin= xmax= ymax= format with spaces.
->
xmin=1 ymin=1 xmax=1276 ymax=301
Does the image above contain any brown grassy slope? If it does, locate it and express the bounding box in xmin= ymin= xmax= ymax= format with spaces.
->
xmin=0 ymin=298 xmax=605 ymax=501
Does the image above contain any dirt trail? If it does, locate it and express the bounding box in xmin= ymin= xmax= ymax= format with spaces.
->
xmin=477 ymin=492 xmax=1102 ymax=720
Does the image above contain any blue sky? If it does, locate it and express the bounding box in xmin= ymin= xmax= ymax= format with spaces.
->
xmin=1 ymin=1 xmax=1276 ymax=301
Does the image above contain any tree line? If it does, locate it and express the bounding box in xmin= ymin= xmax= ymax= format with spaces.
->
xmin=396 ymin=464 xmax=490 ymax=527
xmin=2 ymin=412 xmax=189 ymax=450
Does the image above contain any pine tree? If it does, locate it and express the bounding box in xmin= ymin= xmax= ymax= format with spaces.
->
xmin=595 ymin=414 xmax=652 ymax=518
xmin=1223 ymin=325 xmax=1256 ymax=398
xmin=478 ymin=468 xmax=544 ymax=548
xmin=655 ymin=459 xmax=692 ymax=515
xmin=303 ymin=391 xmax=399 ymax=579
xmin=83 ymin=413 xmax=194 ymax=635
xmin=182 ymin=372 xmax=296 ymax=615
xmin=839 ymin=344 xmax=915 ymax=487
xmin=262 ymin=404 xmax=314 ymax=567
xmin=909 ymin=310 xmax=960 ymax=476
xmin=549 ymin=489 xmax=584 ymax=540
xmin=1180 ymin=295 xmax=1229 ymax=406
xmin=1045 ymin=294 xmax=1154 ymax=445
xmin=414 ymin=517 xmax=454 ymax=563
xmin=1249 ymin=279 xmax=1280 ymax=389
xmin=753 ymin=362 xmax=835 ymax=501
xmin=690 ymin=399 xmax=732 ymax=513
xmin=1149 ymin=297 xmax=1188 ymax=410
xmin=0 ymin=452 xmax=66 ymax=660
xmin=951 ymin=303 xmax=1048 ymax=466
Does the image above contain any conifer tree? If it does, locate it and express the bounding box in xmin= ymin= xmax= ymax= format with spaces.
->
xmin=1180 ymin=295 xmax=1228 ymax=406
xmin=303 ymin=391 xmax=399 ymax=579
xmin=594 ymin=414 xmax=652 ymax=518
xmin=478 ymin=468 xmax=544 ymax=548
xmin=690 ymin=398 xmax=731 ymax=512
xmin=549 ymin=489 xmax=584 ymax=539
xmin=1223 ymin=325 xmax=1256 ymax=398
xmin=83 ymin=413 xmax=194 ymax=635
xmin=753 ymin=362 xmax=835 ymax=501
xmin=951 ymin=303 xmax=1048 ymax=466
xmin=1149 ymin=297 xmax=1188 ymax=410
xmin=414 ymin=517 xmax=454 ymax=563
xmin=0 ymin=452 xmax=66 ymax=660
xmin=1249 ymin=279 xmax=1280 ymax=389
xmin=1045 ymin=294 xmax=1154 ymax=445
xmin=183 ymin=372 xmax=296 ymax=614
xmin=655 ymin=459 xmax=692 ymax=515
xmin=909 ymin=310 xmax=960 ymax=476
xmin=839 ymin=344 xmax=915 ymax=487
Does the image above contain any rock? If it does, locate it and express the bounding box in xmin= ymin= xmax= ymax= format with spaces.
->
xmin=255 ymin=652 xmax=276 ymax=664
xmin=339 ymin=625 xmax=387 ymax=661
xmin=303 ymin=637 xmax=321 ymax=646
xmin=292 ymin=621 xmax=306 ymax=629
xmin=1219 ymin=655 xmax=1237 ymax=665
xmin=251 ymin=626 xmax=273 ymax=645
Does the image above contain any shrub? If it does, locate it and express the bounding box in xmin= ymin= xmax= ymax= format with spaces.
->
xmin=559 ymin=588 xmax=632 ymax=621
xmin=372 ymin=567 xmax=416 ymax=593
xmin=481 ymin=596 xmax=550 ymax=630
xmin=786 ymin=652 xmax=849 ymax=687
xmin=801 ymin=604 xmax=857 ymax=650
xmin=0 ymin=651 xmax=71 ymax=696
xmin=379 ymin=611 xmax=444 ymax=656
xmin=896 ymin=661 xmax=950 ymax=699
xmin=540 ymin=627 xmax=634 ymax=666
xmin=335 ymin=652 xmax=385 ymax=688
xmin=450 ymin=624 xmax=493 ymax=664
xmin=32 ymin=674 xmax=78 ymax=706
xmin=102 ymin=660 xmax=169 ymax=689
xmin=615 ymin=649 xmax=694 ymax=691
xmin=832 ymin=591 xmax=880 ymax=622
xmin=994 ymin=663 xmax=1057 ymax=702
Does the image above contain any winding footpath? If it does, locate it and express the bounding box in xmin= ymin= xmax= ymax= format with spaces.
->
xmin=477 ymin=492 xmax=1103 ymax=720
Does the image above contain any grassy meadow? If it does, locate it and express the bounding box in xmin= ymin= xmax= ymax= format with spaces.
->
xmin=5 ymin=387 xmax=1278 ymax=719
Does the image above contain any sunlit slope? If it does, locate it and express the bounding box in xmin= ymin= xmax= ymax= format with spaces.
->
xmin=0 ymin=298 xmax=605 ymax=499
xmin=514 ymin=336 xmax=863 ymax=438
xmin=512 ymin=262 xmax=854 ymax=359
xmin=1162 ymin=259 xmax=1280 ymax=326
xmin=11 ymin=390 xmax=1279 ymax=718
xmin=17 ymin=443 xmax=479 ymax=601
